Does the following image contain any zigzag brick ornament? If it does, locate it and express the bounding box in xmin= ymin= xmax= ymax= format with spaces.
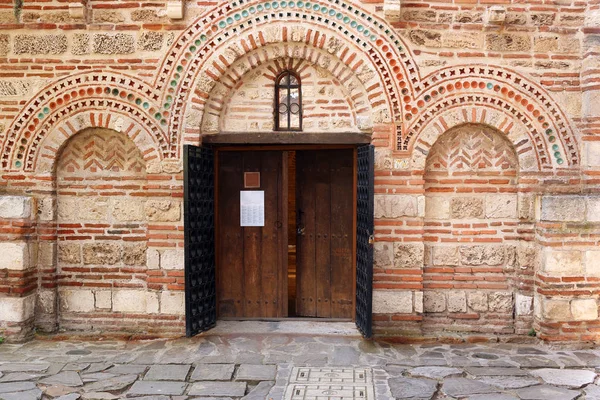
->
xmin=0 ymin=0 xmax=598 ymax=344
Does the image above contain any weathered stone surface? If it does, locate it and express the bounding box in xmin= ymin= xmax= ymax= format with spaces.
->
xmin=542 ymin=298 xmax=571 ymax=321
xmin=375 ymin=195 xmax=419 ymax=218
xmin=488 ymin=292 xmax=513 ymax=313
xmin=106 ymin=365 xmax=147 ymax=375
xmin=451 ymin=197 xmax=484 ymax=219
xmin=585 ymin=385 xmax=600 ymax=400
xmin=571 ymin=298 xmax=598 ymax=321
xmin=393 ymin=243 xmax=424 ymax=268
xmin=111 ymin=199 xmax=144 ymax=221
xmin=72 ymin=33 xmax=90 ymax=55
xmin=447 ymin=291 xmax=467 ymax=313
xmin=477 ymin=376 xmax=539 ymax=389
xmin=145 ymin=200 xmax=181 ymax=222
xmin=542 ymin=249 xmax=583 ymax=276
xmin=242 ymin=380 xmax=274 ymax=400
xmin=0 ymin=196 xmax=32 ymax=219
xmin=39 ymin=371 xmax=83 ymax=387
xmin=144 ymin=365 xmax=190 ymax=381
xmin=374 ymin=242 xmax=393 ymax=267
xmin=540 ymin=196 xmax=586 ymax=222
xmin=486 ymin=33 xmax=531 ymax=51
xmin=189 ymin=382 xmax=247 ymax=397
xmin=410 ymin=366 xmax=461 ymax=379
xmin=0 ymin=388 xmax=43 ymax=400
xmin=14 ymin=34 xmax=67 ymax=54
xmin=81 ymin=392 xmax=119 ymax=399
xmin=0 ymin=381 xmax=38 ymax=393
xmin=0 ymin=242 xmax=29 ymax=270
xmin=516 ymin=385 xmax=579 ymax=400
xmin=160 ymin=292 xmax=184 ymax=315
xmin=432 ymin=246 xmax=459 ymax=266
xmin=460 ymin=246 xmax=505 ymax=266
xmin=127 ymin=381 xmax=187 ymax=396
xmin=0 ymin=295 xmax=36 ymax=322
xmin=160 ymin=249 xmax=184 ymax=270
xmin=58 ymin=197 xmax=108 ymax=221
xmin=0 ymin=364 xmax=49 ymax=373
xmin=93 ymin=33 xmax=135 ymax=54
xmin=84 ymin=374 xmax=138 ymax=392
xmin=0 ymin=34 xmax=8 ymax=56
xmin=83 ymin=243 xmax=120 ymax=265
xmin=468 ymin=395 xmax=517 ymax=400
xmin=443 ymin=31 xmax=482 ymax=49
xmin=530 ymin=368 xmax=595 ymax=388
xmin=138 ymin=31 xmax=164 ymax=51
xmin=441 ymin=378 xmax=497 ymax=396
xmin=389 ymin=377 xmax=437 ymax=399
xmin=424 ymin=291 xmax=446 ymax=312
xmin=235 ymin=364 xmax=276 ymax=381
xmin=59 ymin=243 xmax=81 ymax=264
xmin=92 ymin=10 xmax=125 ymax=23
xmin=122 ymin=244 xmax=146 ymax=266
xmin=467 ymin=292 xmax=488 ymax=312
xmin=408 ymin=30 xmax=442 ymax=47
xmin=515 ymin=294 xmax=533 ymax=316
xmin=373 ymin=290 xmax=413 ymax=314
xmin=425 ymin=196 xmax=450 ymax=219
xmin=190 ymin=364 xmax=235 ymax=381
xmin=112 ymin=290 xmax=150 ymax=313
xmin=485 ymin=194 xmax=517 ymax=218
xmin=465 ymin=367 xmax=529 ymax=377
xmin=55 ymin=394 xmax=81 ymax=400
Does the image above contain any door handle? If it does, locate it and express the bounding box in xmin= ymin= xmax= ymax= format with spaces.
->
xmin=297 ymin=226 xmax=305 ymax=235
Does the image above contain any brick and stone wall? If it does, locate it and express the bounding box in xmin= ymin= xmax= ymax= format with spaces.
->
xmin=0 ymin=0 xmax=598 ymax=342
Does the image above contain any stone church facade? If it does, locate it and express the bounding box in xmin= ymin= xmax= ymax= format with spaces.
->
xmin=0 ymin=0 xmax=599 ymax=343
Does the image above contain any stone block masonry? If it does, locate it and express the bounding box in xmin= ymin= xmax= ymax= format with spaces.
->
xmin=0 ymin=0 xmax=597 ymax=344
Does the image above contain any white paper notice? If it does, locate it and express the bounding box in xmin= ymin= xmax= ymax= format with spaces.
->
xmin=240 ymin=190 xmax=265 ymax=227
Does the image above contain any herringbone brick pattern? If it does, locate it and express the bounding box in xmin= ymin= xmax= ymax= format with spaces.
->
xmin=57 ymin=128 xmax=146 ymax=176
xmin=426 ymin=125 xmax=518 ymax=174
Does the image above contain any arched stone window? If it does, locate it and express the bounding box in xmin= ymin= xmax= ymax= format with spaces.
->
xmin=274 ymin=70 xmax=302 ymax=131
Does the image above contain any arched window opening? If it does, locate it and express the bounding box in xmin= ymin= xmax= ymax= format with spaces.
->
xmin=275 ymin=71 xmax=302 ymax=131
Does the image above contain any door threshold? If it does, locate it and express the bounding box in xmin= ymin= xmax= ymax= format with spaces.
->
xmin=203 ymin=320 xmax=360 ymax=336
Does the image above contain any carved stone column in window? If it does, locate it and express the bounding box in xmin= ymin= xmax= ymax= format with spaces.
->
xmin=68 ymin=0 xmax=87 ymax=21
xmin=383 ymin=0 xmax=401 ymax=22
xmin=167 ymin=0 xmax=184 ymax=20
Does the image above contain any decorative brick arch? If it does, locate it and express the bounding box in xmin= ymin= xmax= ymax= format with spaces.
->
xmin=199 ymin=44 xmax=377 ymax=133
xmin=156 ymin=0 xmax=417 ymax=151
xmin=1 ymin=71 xmax=167 ymax=172
xmin=411 ymin=106 xmax=542 ymax=173
xmin=37 ymin=111 xmax=162 ymax=175
xmin=403 ymin=66 xmax=580 ymax=170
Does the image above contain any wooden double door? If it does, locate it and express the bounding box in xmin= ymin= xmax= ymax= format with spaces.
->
xmin=216 ymin=148 xmax=354 ymax=319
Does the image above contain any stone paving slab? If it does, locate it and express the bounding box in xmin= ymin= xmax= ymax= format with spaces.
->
xmin=190 ymin=364 xmax=235 ymax=381
xmin=144 ymin=364 xmax=191 ymax=381
xmin=2 ymin=334 xmax=600 ymax=399
xmin=189 ymin=381 xmax=247 ymax=397
xmin=127 ymin=380 xmax=188 ymax=396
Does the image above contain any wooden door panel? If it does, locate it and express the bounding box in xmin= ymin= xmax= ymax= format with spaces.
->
xmin=296 ymin=151 xmax=317 ymax=317
xmin=315 ymin=152 xmax=332 ymax=318
xmin=217 ymin=152 xmax=244 ymax=317
xmin=296 ymin=149 xmax=354 ymax=319
xmin=330 ymin=151 xmax=354 ymax=318
xmin=217 ymin=151 xmax=287 ymax=318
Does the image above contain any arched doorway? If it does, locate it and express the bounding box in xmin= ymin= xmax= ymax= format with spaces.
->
xmin=184 ymin=59 xmax=376 ymax=337
xmin=423 ymin=123 xmax=520 ymax=335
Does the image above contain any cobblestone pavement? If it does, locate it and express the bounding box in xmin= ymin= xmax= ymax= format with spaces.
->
xmin=1 ymin=323 xmax=600 ymax=400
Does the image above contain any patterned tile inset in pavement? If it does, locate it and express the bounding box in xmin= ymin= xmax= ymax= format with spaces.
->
xmin=284 ymin=368 xmax=375 ymax=400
